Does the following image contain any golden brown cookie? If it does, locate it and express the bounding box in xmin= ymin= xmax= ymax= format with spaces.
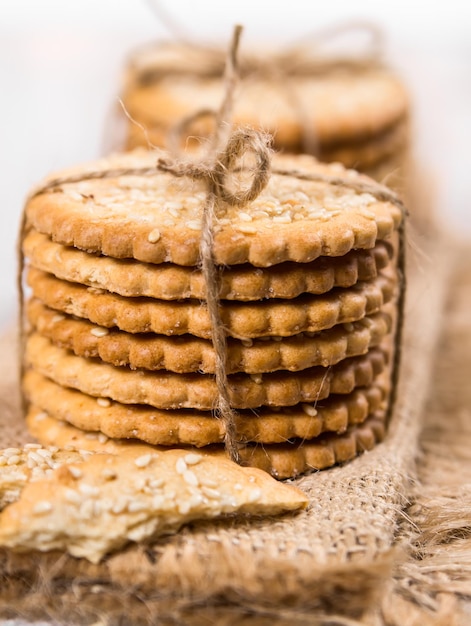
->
xmin=25 ymin=150 xmax=403 ymax=267
xmin=23 ymin=229 xmax=392 ymax=301
xmin=23 ymin=370 xmax=389 ymax=445
xmin=26 ymin=332 xmax=388 ymax=410
xmin=123 ymin=44 xmax=408 ymax=148
xmin=27 ymin=298 xmax=393 ymax=373
xmin=27 ymin=268 xmax=396 ymax=339
xmin=0 ymin=447 xmax=308 ymax=562
xmin=27 ymin=407 xmax=387 ymax=480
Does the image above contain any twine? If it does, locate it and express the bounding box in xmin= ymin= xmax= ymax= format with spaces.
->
xmin=129 ymin=21 xmax=384 ymax=86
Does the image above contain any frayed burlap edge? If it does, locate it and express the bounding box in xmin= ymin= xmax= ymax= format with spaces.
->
xmin=0 ymin=232 xmax=461 ymax=626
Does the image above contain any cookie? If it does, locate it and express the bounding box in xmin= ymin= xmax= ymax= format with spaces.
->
xmin=25 ymin=150 xmax=403 ymax=267
xmin=319 ymin=119 xmax=409 ymax=170
xmin=27 ymin=268 xmax=396 ymax=339
xmin=23 ymin=229 xmax=392 ymax=301
xmin=0 ymin=445 xmax=93 ymax=509
xmin=26 ymin=332 xmax=388 ymax=410
xmin=27 ymin=299 xmax=393 ymax=374
xmin=27 ymin=407 xmax=387 ymax=480
xmin=23 ymin=370 xmax=389 ymax=445
xmin=123 ymin=43 xmax=408 ymax=147
xmin=0 ymin=446 xmax=308 ymax=562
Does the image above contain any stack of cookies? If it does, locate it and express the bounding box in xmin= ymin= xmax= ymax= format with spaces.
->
xmin=22 ymin=150 xmax=403 ymax=479
xmin=119 ymin=42 xmax=410 ymax=185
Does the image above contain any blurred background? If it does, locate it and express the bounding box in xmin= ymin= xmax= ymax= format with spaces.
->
xmin=1 ymin=0 xmax=470 ymax=327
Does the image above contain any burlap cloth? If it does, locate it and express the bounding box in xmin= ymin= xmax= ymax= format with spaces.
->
xmin=1 ymin=232 xmax=470 ymax=625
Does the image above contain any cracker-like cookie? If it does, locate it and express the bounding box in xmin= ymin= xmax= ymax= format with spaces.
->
xmin=23 ymin=370 xmax=388 ymax=445
xmin=24 ymin=229 xmax=392 ymax=301
xmin=27 ymin=299 xmax=392 ymax=374
xmin=238 ymin=412 xmax=387 ymax=478
xmin=123 ymin=50 xmax=408 ymax=147
xmin=26 ymin=332 xmax=388 ymax=410
xmin=0 ymin=447 xmax=308 ymax=562
xmin=0 ymin=445 xmax=93 ymax=509
xmin=27 ymin=268 xmax=395 ymax=339
xmin=27 ymin=407 xmax=387 ymax=480
xmin=314 ymin=118 xmax=409 ymax=170
xmin=26 ymin=150 xmax=403 ymax=267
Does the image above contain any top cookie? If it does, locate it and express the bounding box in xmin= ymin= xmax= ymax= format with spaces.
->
xmin=26 ymin=150 xmax=403 ymax=267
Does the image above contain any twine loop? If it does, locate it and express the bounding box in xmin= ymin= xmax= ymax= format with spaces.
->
xmin=157 ymin=126 xmax=272 ymax=207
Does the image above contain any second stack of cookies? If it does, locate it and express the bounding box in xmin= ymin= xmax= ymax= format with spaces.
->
xmin=22 ymin=150 xmax=402 ymax=478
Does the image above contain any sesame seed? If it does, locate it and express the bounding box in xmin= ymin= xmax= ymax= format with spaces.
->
xmin=134 ymin=454 xmax=152 ymax=468
xmin=52 ymin=314 xmax=65 ymax=323
xmin=186 ymin=219 xmax=202 ymax=231
xmin=184 ymin=453 xmax=203 ymax=466
xmin=343 ymin=323 xmax=354 ymax=332
xmin=33 ymin=501 xmax=53 ymax=515
xmin=97 ymin=433 xmax=109 ymax=443
xmin=241 ymin=339 xmax=253 ymax=347
xmin=250 ymin=374 xmax=263 ymax=384
xmin=33 ymin=412 xmax=48 ymax=422
xmin=3 ymin=448 xmax=20 ymax=457
xmin=79 ymin=483 xmax=100 ymax=497
xmin=238 ymin=212 xmax=252 ymax=222
xmin=175 ymin=457 xmax=188 ymax=474
xmin=7 ymin=455 xmax=21 ymax=465
xmin=149 ymin=477 xmax=164 ymax=489
xmin=147 ymin=228 xmax=161 ymax=243
xmin=237 ymin=224 xmax=257 ymax=234
xmin=69 ymin=466 xmax=83 ymax=479
xmin=200 ymin=477 xmax=218 ymax=488
xmin=24 ymin=443 xmax=42 ymax=450
xmin=91 ymin=327 xmax=109 ymax=338
xmin=96 ymin=398 xmax=111 ymax=408
xmin=302 ymin=404 xmax=318 ymax=417
xmin=35 ymin=448 xmax=52 ymax=459
xmin=201 ymin=486 xmax=221 ymax=499
xmin=183 ymin=470 xmax=199 ymax=487
xmin=273 ymin=214 xmax=292 ymax=224
xmin=64 ymin=488 xmax=81 ymax=504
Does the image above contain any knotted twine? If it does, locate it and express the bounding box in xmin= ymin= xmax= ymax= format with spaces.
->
xmin=18 ymin=24 xmax=406 ymax=466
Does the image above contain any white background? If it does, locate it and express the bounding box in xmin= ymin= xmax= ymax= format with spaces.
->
xmin=1 ymin=0 xmax=470 ymax=327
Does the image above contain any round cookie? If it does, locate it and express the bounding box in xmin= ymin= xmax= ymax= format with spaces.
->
xmin=24 ymin=229 xmax=393 ymax=301
xmin=123 ymin=43 xmax=409 ymax=149
xmin=23 ymin=370 xmax=389 ymax=445
xmin=26 ymin=406 xmax=387 ymax=480
xmin=25 ymin=332 xmax=389 ymax=410
xmin=27 ymin=299 xmax=393 ymax=374
xmin=25 ymin=150 xmax=403 ymax=267
xmin=27 ymin=268 xmax=396 ymax=339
